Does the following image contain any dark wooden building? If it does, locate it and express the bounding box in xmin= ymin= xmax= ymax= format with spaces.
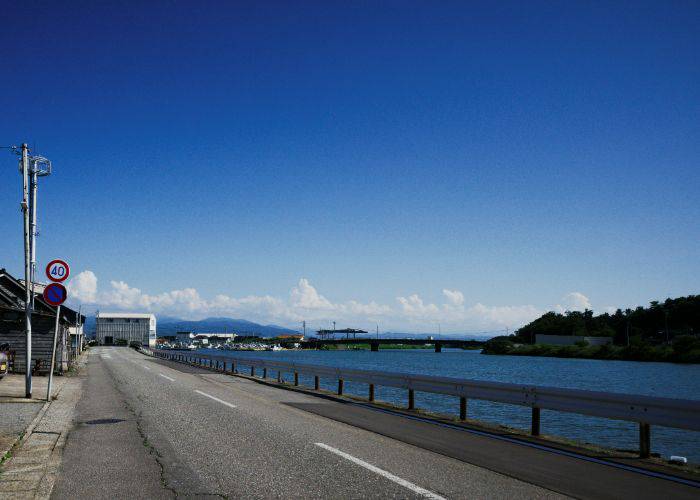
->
xmin=0 ymin=268 xmax=84 ymax=374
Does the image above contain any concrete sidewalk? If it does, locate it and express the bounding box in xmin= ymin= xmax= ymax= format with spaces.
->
xmin=0 ymin=374 xmax=71 ymax=461
xmin=0 ymin=359 xmax=85 ymax=499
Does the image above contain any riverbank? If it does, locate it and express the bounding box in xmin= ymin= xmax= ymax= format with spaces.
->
xmin=481 ymin=337 xmax=700 ymax=363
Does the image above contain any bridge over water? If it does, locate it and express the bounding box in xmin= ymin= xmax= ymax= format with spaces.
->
xmin=302 ymin=337 xmax=485 ymax=352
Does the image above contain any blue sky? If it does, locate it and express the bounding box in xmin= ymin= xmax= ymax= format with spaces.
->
xmin=1 ymin=1 xmax=698 ymax=332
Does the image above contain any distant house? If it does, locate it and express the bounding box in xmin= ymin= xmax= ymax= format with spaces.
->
xmin=535 ymin=334 xmax=612 ymax=347
xmin=0 ymin=268 xmax=85 ymax=373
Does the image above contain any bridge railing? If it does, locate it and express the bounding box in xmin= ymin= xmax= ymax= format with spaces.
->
xmin=153 ymin=350 xmax=700 ymax=458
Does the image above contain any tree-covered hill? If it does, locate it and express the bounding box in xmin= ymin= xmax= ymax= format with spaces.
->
xmin=482 ymin=295 xmax=700 ymax=363
xmin=514 ymin=295 xmax=700 ymax=345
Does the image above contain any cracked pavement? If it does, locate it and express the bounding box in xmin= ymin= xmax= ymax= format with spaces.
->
xmin=50 ymin=347 xmax=567 ymax=499
xmin=48 ymin=348 xmax=699 ymax=499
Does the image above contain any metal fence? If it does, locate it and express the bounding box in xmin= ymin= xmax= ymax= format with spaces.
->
xmin=153 ymin=350 xmax=700 ymax=458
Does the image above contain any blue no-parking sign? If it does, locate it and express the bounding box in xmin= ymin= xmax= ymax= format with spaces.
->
xmin=43 ymin=282 xmax=67 ymax=306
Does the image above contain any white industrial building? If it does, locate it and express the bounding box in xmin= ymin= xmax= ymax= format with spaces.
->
xmin=96 ymin=313 xmax=157 ymax=347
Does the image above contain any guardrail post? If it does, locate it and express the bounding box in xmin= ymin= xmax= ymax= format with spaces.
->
xmin=338 ymin=379 xmax=344 ymax=395
xmin=251 ymin=366 xmax=255 ymax=376
xmin=277 ymin=371 xmax=282 ymax=383
xmin=294 ymin=372 xmax=299 ymax=386
xmin=231 ymin=361 xmax=236 ymax=374
xmin=314 ymin=376 xmax=320 ymax=390
xmin=639 ymin=423 xmax=651 ymax=458
xmin=531 ymin=407 xmax=541 ymax=436
xmin=369 ymin=384 xmax=375 ymax=401
xmin=408 ymin=389 xmax=415 ymax=410
xmin=263 ymin=368 xmax=267 ymax=379
xmin=460 ymin=397 xmax=467 ymax=420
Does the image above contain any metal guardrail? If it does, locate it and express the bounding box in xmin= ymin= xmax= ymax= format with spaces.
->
xmin=154 ymin=350 xmax=700 ymax=458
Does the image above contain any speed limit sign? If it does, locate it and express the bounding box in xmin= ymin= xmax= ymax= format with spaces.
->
xmin=45 ymin=259 xmax=70 ymax=283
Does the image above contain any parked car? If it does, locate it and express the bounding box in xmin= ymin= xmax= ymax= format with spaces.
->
xmin=0 ymin=343 xmax=10 ymax=379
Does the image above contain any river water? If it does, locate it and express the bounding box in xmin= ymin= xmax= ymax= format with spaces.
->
xmin=196 ymin=348 xmax=700 ymax=462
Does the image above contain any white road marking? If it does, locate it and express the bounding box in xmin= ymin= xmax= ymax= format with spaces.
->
xmin=314 ymin=443 xmax=446 ymax=500
xmin=142 ymin=365 xmax=151 ymax=370
xmin=194 ymin=390 xmax=237 ymax=409
xmin=159 ymin=373 xmax=175 ymax=382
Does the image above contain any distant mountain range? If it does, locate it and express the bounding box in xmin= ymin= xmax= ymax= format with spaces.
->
xmin=83 ymin=315 xmax=299 ymax=338
xmin=157 ymin=317 xmax=299 ymax=337
xmin=82 ymin=314 xmax=497 ymax=340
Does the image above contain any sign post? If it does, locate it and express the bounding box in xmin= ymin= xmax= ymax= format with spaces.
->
xmin=44 ymin=261 xmax=69 ymax=402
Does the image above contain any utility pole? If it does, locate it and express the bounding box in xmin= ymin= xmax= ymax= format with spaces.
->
xmin=27 ymin=155 xmax=50 ymax=307
xmin=20 ymin=144 xmax=32 ymax=398
xmin=29 ymin=161 xmax=37 ymax=309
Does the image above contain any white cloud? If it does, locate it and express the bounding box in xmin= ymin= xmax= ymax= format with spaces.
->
xmin=66 ymin=270 xmax=581 ymax=333
xmin=557 ymin=292 xmax=592 ymax=313
xmin=289 ymin=278 xmax=334 ymax=310
xmin=67 ymin=270 xmax=97 ymax=303
xmin=442 ymin=289 xmax=465 ymax=306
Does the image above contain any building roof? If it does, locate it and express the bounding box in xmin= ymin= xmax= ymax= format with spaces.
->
xmin=97 ymin=312 xmax=155 ymax=319
xmin=0 ymin=268 xmax=85 ymax=325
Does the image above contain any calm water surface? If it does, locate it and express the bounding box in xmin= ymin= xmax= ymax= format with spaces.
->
xmin=196 ymin=348 xmax=700 ymax=462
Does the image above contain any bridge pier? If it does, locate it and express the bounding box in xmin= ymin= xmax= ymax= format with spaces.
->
xmin=370 ymin=341 xmax=379 ymax=352
xmin=435 ymin=342 xmax=442 ymax=353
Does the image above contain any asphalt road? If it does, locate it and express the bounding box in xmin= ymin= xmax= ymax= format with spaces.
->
xmin=51 ymin=348 xmax=699 ymax=499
